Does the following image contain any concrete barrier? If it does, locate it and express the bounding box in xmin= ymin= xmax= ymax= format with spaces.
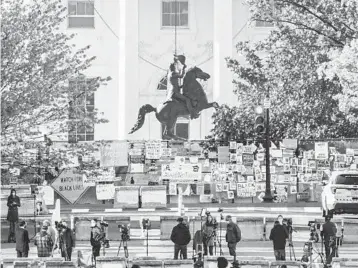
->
xmin=3 ymin=258 xmax=64 ymax=268
xmin=74 ymin=216 xmax=130 ymax=241
xmin=314 ymin=218 xmax=358 ymax=244
xmin=160 ymin=216 xmax=190 ymax=240
xmin=163 ymin=259 xmax=193 ymax=268
xmin=1 ymin=195 xmax=36 ymax=218
xmin=45 ymin=261 xmax=76 ymax=268
xmin=13 ymin=262 xmax=29 ymax=268
xmin=96 ymin=257 xmax=127 ymax=268
xmin=237 ymin=217 xmax=264 ymax=241
xmin=270 ymin=260 xmax=301 ymax=267
xmin=332 ymin=258 xmax=358 ymax=268
xmin=206 ymin=257 xmax=270 ymax=268
xmin=131 ymin=260 xmax=163 ymax=268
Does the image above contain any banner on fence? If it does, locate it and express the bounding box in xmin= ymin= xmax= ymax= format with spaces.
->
xmin=161 ymin=163 xmax=202 ymax=182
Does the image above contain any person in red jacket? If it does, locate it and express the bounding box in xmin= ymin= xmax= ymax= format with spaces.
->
xmin=170 ymin=217 xmax=191 ymax=259
xmin=7 ymin=189 xmax=20 ymax=242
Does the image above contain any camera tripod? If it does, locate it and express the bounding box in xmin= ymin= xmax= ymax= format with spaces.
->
xmin=301 ymin=240 xmax=326 ymax=268
xmin=117 ymin=238 xmax=129 ymax=258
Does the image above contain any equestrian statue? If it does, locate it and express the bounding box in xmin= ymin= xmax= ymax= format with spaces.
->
xmin=129 ymin=55 xmax=219 ymax=141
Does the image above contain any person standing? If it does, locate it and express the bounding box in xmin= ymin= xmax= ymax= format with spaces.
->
xmin=170 ymin=217 xmax=191 ymax=260
xmin=90 ymin=219 xmax=103 ymax=263
xmin=43 ymin=220 xmax=56 ymax=247
xmin=15 ymin=220 xmax=30 ymax=257
xmin=225 ymin=215 xmax=241 ymax=260
xmin=7 ymin=189 xmax=21 ymax=242
xmin=34 ymin=225 xmax=54 ymax=257
xmin=269 ymin=220 xmax=289 ymax=268
xmin=202 ymin=214 xmax=216 ymax=256
xmin=58 ymin=221 xmax=74 ymax=261
xmin=320 ymin=215 xmax=338 ymax=265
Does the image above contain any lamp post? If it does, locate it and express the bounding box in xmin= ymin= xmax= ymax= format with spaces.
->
xmin=263 ymin=97 xmax=273 ymax=202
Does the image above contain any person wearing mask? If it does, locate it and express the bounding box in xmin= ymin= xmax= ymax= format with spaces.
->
xmin=170 ymin=217 xmax=191 ymax=260
xmin=34 ymin=225 xmax=53 ymax=257
xmin=225 ymin=215 xmax=241 ymax=260
xmin=58 ymin=221 xmax=74 ymax=261
xmin=7 ymin=189 xmax=21 ymax=242
xmin=15 ymin=220 xmax=30 ymax=257
xmin=320 ymin=215 xmax=338 ymax=265
xmin=217 ymin=257 xmax=229 ymax=268
xmin=202 ymin=214 xmax=216 ymax=256
xmin=269 ymin=220 xmax=289 ymax=268
xmin=90 ymin=219 xmax=104 ymax=263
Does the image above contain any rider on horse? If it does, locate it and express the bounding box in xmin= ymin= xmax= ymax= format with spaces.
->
xmin=166 ymin=55 xmax=199 ymax=119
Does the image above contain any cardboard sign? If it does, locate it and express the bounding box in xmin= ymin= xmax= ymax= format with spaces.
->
xmin=161 ymin=163 xmax=202 ymax=182
xmin=100 ymin=141 xmax=128 ymax=167
xmin=51 ymin=169 xmax=89 ymax=204
xmin=145 ymin=141 xmax=162 ymax=159
xmin=315 ymin=142 xmax=328 ymax=160
xmin=96 ymin=183 xmax=115 ymax=200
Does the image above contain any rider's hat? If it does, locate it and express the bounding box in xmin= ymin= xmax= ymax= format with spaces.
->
xmin=174 ymin=54 xmax=186 ymax=65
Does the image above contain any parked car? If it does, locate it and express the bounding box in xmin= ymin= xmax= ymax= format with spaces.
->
xmin=321 ymin=170 xmax=358 ymax=217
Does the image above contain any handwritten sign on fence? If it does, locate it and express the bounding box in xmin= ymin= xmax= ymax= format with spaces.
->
xmin=100 ymin=141 xmax=128 ymax=167
xmin=161 ymin=163 xmax=202 ymax=182
xmin=96 ymin=183 xmax=115 ymax=200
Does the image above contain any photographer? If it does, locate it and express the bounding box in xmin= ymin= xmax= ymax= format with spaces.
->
xmin=90 ymin=219 xmax=104 ymax=262
xmin=320 ymin=216 xmax=337 ymax=265
xmin=202 ymin=213 xmax=216 ymax=256
xmin=171 ymin=217 xmax=191 ymax=260
xmin=269 ymin=220 xmax=288 ymax=268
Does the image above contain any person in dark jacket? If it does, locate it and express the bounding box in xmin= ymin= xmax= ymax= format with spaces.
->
xmin=269 ymin=220 xmax=289 ymax=268
xmin=58 ymin=221 xmax=74 ymax=261
xmin=7 ymin=189 xmax=21 ymax=242
xmin=90 ymin=219 xmax=104 ymax=263
xmin=225 ymin=215 xmax=241 ymax=259
xmin=170 ymin=217 xmax=191 ymax=259
xmin=15 ymin=220 xmax=30 ymax=257
xmin=320 ymin=215 xmax=337 ymax=265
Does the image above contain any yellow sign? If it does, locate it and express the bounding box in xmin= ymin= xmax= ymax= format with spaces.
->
xmin=51 ymin=169 xmax=89 ymax=204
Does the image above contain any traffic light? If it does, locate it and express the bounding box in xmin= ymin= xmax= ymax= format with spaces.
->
xmin=255 ymin=115 xmax=265 ymax=134
xmin=254 ymin=106 xmax=265 ymax=134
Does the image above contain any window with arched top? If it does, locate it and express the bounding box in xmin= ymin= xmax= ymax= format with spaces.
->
xmin=157 ymin=76 xmax=168 ymax=90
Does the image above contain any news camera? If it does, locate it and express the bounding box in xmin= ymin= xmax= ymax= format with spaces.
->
xmin=100 ymin=221 xmax=109 ymax=228
xmin=142 ymin=218 xmax=151 ymax=230
xmin=307 ymin=221 xmax=320 ymax=243
xmin=118 ymin=224 xmax=130 ymax=241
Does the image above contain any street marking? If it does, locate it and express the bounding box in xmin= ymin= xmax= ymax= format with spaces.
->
xmin=138 ymin=208 xmax=155 ymax=212
xmin=104 ymin=208 xmax=123 ymax=212
xmin=304 ymin=207 xmax=322 ymax=213
xmin=71 ymin=209 xmax=89 ymax=213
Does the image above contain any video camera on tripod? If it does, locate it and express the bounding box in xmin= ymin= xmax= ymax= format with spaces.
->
xmin=142 ymin=218 xmax=151 ymax=230
xmin=308 ymin=221 xmax=320 ymax=243
xmin=99 ymin=221 xmax=110 ymax=248
xmin=118 ymin=224 xmax=130 ymax=242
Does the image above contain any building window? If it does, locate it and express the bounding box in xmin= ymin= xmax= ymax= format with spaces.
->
xmin=68 ymin=79 xmax=95 ymax=142
xmin=255 ymin=20 xmax=274 ymax=27
xmin=68 ymin=0 xmax=95 ymax=28
xmin=162 ymin=0 xmax=189 ymax=28
xmin=161 ymin=116 xmax=189 ymax=140
xmin=157 ymin=76 xmax=168 ymax=91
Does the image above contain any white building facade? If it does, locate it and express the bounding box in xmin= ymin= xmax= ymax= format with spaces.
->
xmin=61 ymin=0 xmax=272 ymax=142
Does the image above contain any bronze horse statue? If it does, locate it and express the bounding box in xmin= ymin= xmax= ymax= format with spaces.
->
xmin=129 ymin=66 xmax=219 ymax=140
